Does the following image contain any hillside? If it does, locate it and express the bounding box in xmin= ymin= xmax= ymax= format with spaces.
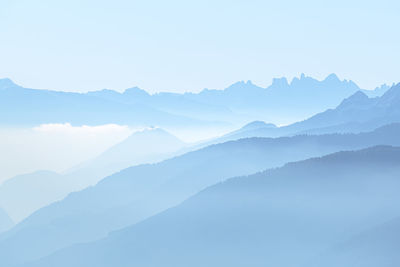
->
xmin=23 ymin=146 xmax=400 ymax=267
xmin=2 ymin=124 xmax=400 ymax=266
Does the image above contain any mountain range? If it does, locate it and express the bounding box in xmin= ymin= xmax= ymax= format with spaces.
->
xmin=5 ymin=80 xmax=398 ymax=224
xmin=0 ymin=78 xmax=207 ymax=128
xmin=291 ymin=82 xmax=400 ymax=133
xmin=2 ymin=123 xmax=400 ymax=266
xmin=3 ymin=76 xmax=399 ymax=221
xmin=21 ymin=146 xmax=400 ymax=267
xmin=0 ymin=74 xmax=381 ymax=127
xmin=1 ymin=75 xmax=399 ymax=267
xmin=219 ymin=82 xmax=400 ymax=139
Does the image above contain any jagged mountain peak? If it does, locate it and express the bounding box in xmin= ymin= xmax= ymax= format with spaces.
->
xmin=270 ymin=77 xmax=289 ymax=88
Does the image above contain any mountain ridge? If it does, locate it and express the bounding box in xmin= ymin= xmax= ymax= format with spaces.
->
xmin=0 ymin=74 xmax=372 ymax=126
xmin=21 ymin=145 xmax=400 ymax=267
xmin=3 ymin=123 xmax=400 ymax=266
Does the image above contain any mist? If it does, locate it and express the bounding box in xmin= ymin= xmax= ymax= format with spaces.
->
xmin=0 ymin=124 xmax=132 ymax=183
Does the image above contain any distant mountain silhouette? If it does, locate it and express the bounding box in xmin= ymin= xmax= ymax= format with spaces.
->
xmin=22 ymin=146 xmax=400 ymax=267
xmin=0 ymin=74 xmax=363 ymax=127
xmin=3 ymin=124 xmax=400 ymax=266
xmin=293 ymin=83 xmax=400 ymax=133
xmin=0 ymin=208 xmax=13 ymax=234
xmin=86 ymin=74 xmax=364 ymax=125
xmin=88 ymin=87 xmax=237 ymax=124
xmin=227 ymin=83 xmax=400 ymax=138
xmin=182 ymin=74 xmax=361 ymax=124
xmin=0 ymin=128 xmax=185 ymax=223
xmin=0 ymin=79 xmax=210 ymax=128
xmin=362 ymin=83 xmax=392 ymax=97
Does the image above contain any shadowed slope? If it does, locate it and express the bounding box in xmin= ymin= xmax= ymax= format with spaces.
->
xmin=24 ymin=146 xmax=400 ymax=267
xmin=2 ymin=124 xmax=400 ymax=266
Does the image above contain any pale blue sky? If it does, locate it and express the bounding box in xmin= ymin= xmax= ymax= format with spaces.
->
xmin=0 ymin=0 xmax=399 ymax=93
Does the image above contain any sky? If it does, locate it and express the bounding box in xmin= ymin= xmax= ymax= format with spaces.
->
xmin=0 ymin=0 xmax=399 ymax=93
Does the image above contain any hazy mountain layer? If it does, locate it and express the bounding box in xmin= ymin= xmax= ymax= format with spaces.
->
xmin=23 ymin=146 xmax=400 ymax=267
xmin=0 ymin=128 xmax=185 ymax=223
xmin=2 ymin=124 xmax=400 ymax=266
xmin=288 ymin=83 xmax=400 ymax=133
xmin=0 ymin=79 xmax=210 ymax=128
xmin=227 ymin=83 xmax=400 ymax=138
xmin=0 ymin=74 xmax=365 ymax=127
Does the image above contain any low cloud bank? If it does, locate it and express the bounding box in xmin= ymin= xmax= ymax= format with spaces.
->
xmin=0 ymin=124 xmax=134 ymax=184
